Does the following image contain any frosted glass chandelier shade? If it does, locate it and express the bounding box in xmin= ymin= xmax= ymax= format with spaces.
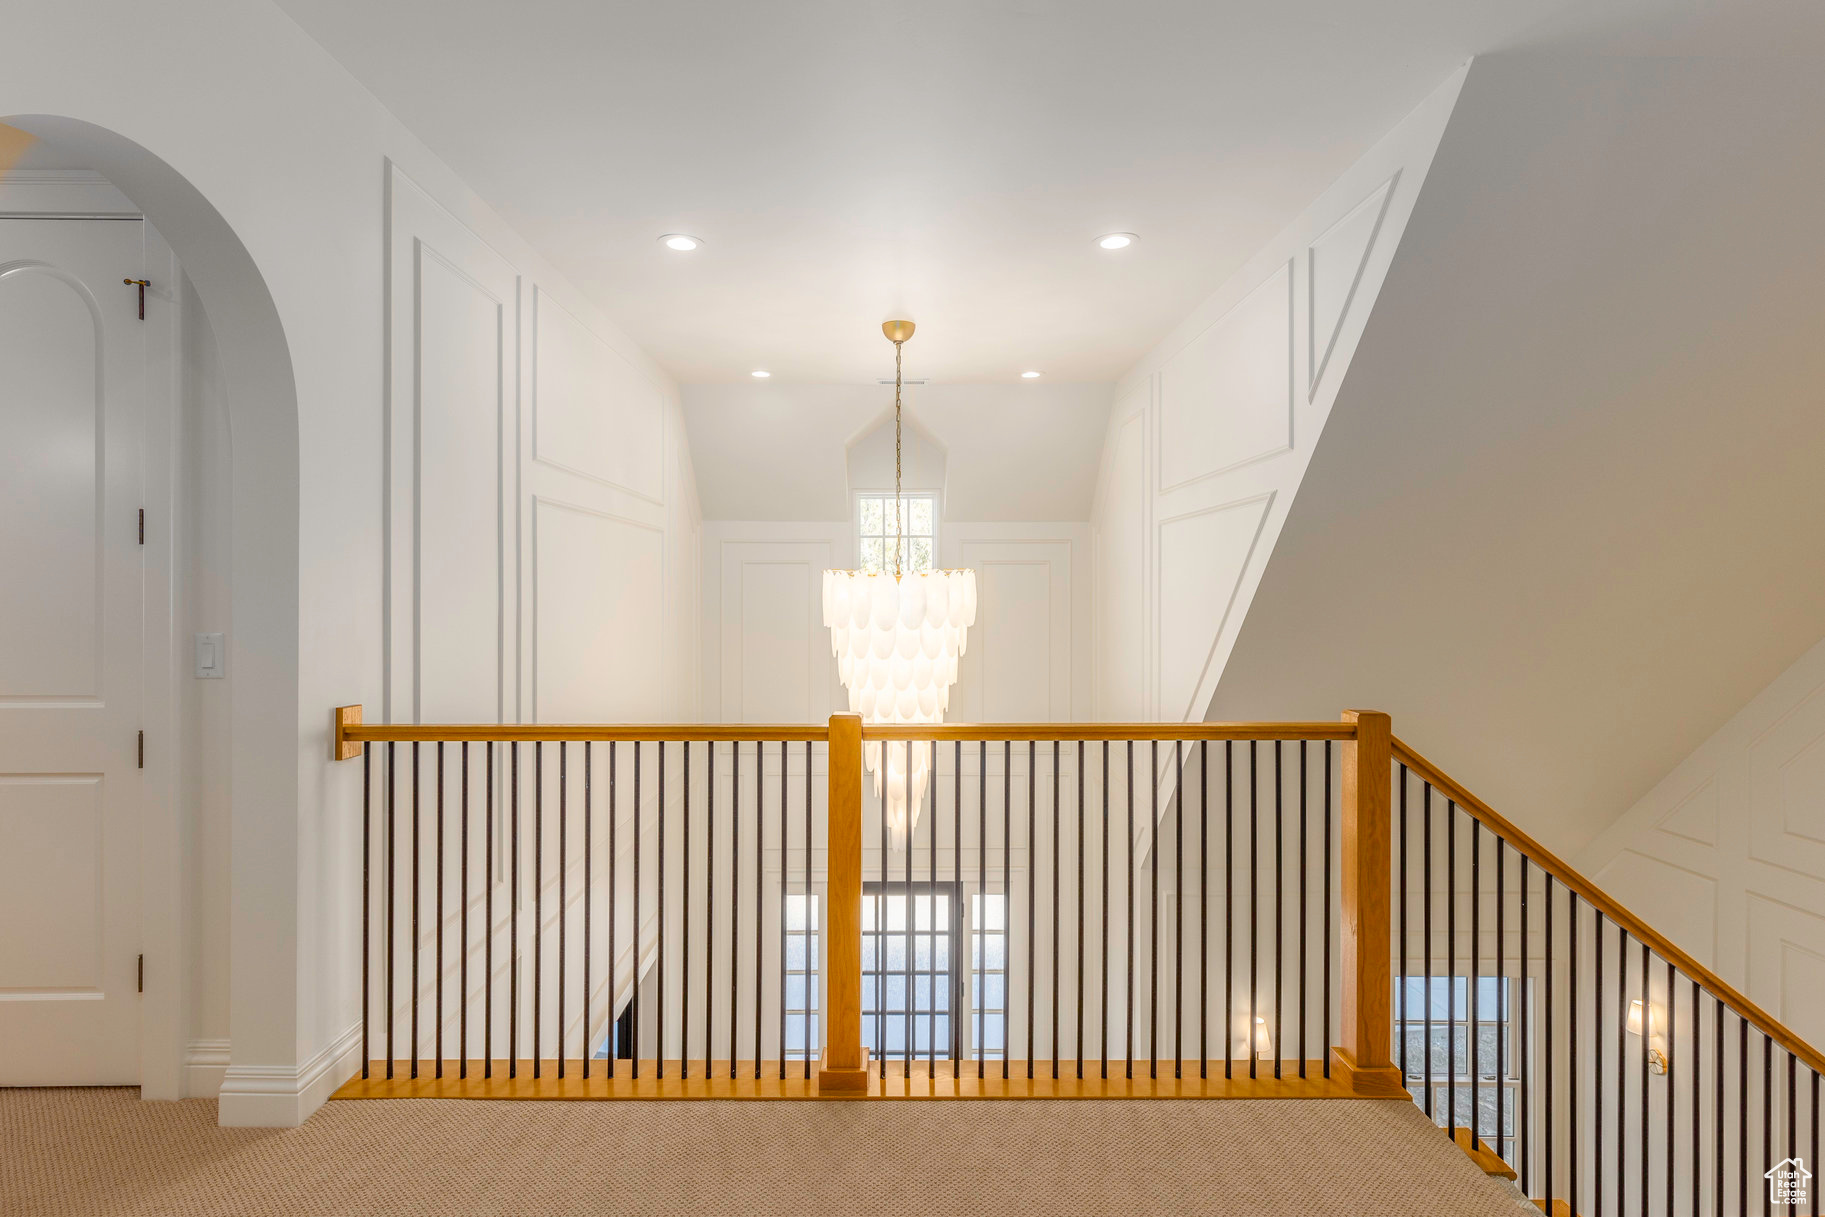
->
xmin=823 ymin=568 xmax=977 ymax=834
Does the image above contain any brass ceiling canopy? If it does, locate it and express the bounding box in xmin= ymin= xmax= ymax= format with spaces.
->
xmin=881 ymin=319 xmax=916 ymax=344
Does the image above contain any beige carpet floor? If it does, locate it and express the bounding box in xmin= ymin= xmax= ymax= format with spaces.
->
xmin=2 ymin=1089 xmax=1531 ymax=1216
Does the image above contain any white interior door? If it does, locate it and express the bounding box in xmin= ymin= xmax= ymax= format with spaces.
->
xmin=0 ymin=218 xmax=146 ymax=1084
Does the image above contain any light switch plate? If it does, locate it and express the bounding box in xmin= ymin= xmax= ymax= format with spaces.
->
xmin=195 ymin=632 xmax=225 ymax=679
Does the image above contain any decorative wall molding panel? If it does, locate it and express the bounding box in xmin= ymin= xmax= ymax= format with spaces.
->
xmin=1583 ymin=634 xmax=1825 ymax=1055
xmin=385 ymin=163 xmax=700 ymax=731
xmin=1090 ymin=68 xmax=1468 ymax=727
xmin=1307 ymin=175 xmax=1395 ymax=398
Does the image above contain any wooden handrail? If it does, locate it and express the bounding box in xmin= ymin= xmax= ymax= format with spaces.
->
xmin=858 ymin=721 xmax=1357 ymax=742
xmin=1393 ymin=734 xmax=1825 ymax=1080
xmin=331 ymin=708 xmax=828 ymax=757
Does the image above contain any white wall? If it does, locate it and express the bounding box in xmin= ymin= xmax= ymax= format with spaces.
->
xmin=1090 ymin=67 xmax=1467 ymax=724
xmin=3 ymin=0 xmax=697 ymax=1124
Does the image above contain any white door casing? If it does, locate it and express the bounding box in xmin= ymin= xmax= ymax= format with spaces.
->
xmin=0 ymin=217 xmax=146 ymax=1084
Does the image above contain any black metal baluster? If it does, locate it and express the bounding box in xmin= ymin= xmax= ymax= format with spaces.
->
xmin=1053 ymin=741 xmax=1061 ymax=1081
xmin=412 ymin=742 xmax=421 ymax=1080
xmin=1225 ymin=741 xmax=1234 ymax=1081
xmin=1200 ymin=740 xmax=1209 ymax=1082
xmin=681 ymin=742 xmax=690 ymax=1080
xmin=1791 ymin=1053 xmax=1800 ymax=1217
xmin=1541 ymin=867 xmax=1550 ymax=1206
xmin=1593 ymin=909 xmax=1603 ymax=1217
xmin=731 ymin=742 xmax=740 ymax=1078
xmin=904 ymin=751 xmax=912 ymax=1079
xmin=1642 ymin=941 xmax=1651 ymax=1213
xmin=556 ymin=743 xmax=566 ymax=1080
xmin=1766 ymin=1037 xmax=1775 ymax=1217
xmin=461 ymin=743 xmax=470 ymax=1080
xmin=631 ymin=742 xmax=641 ymax=1079
xmin=1127 ymin=739 xmax=1135 ymax=1082
xmin=705 ymin=741 xmax=715 ymax=1078
xmin=1447 ymin=800 xmax=1457 ymax=1142
xmin=1027 ymin=740 xmax=1036 ymax=1080
xmin=1004 ymin=740 xmax=1011 ymax=1082
xmin=436 ymin=741 xmax=445 ymax=1079
xmin=782 ymin=742 xmax=789 ymax=1081
xmin=1173 ymin=739 xmax=1183 ymax=1080
xmin=879 ymin=744 xmax=886 ymax=1087
xmin=979 ymin=740 xmax=986 ymax=1081
xmin=484 ymin=743 xmax=494 ymax=1079
xmin=1323 ymin=739 xmax=1333 ymax=1079
xmin=1620 ymin=926 xmax=1635 ymax=1211
xmin=1249 ymin=739 xmax=1258 ymax=1082
xmin=1273 ymin=739 xmax=1282 ymax=1081
xmin=1423 ymin=782 xmax=1432 ymax=1118
xmin=1397 ymin=763 xmax=1406 ymax=1086
xmin=1302 ymin=741 xmax=1311 ymax=1081
xmin=1811 ymin=1069 xmax=1819 ymax=1217
xmin=755 ymin=742 xmax=763 ymax=1082
xmin=363 ymin=745 xmax=373 ymax=1080
xmin=388 ymin=742 xmax=397 ymax=1079
xmin=582 ymin=744 xmax=590 ymax=1080
xmin=1471 ymin=818 xmax=1480 ymax=1149
xmin=607 ymin=743 xmax=617 ymax=1079
xmin=1692 ymin=972 xmax=1701 ymax=1215
xmin=658 ymin=742 xmax=668 ymax=1079
xmin=1150 ymin=738 xmax=1159 ymax=1082
xmin=1077 ymin=740 xmax=1086 ymax=1081
xmin=931 ymin=741 xmax=939 ymax=1079
xmin=807 ymin=740 xmax=815 ymax=1081
xmin=1569 ymin=895 xmax=1578 ymax=1216
xmin=1102 ymin=740 xmax=1110 ymax=1078
xmin=1496 ymin=840 xmax=1506 ymax=1161
xmin=1718 ymin=991 xmax=1726 ymax=1217
xmin=1520 ymin=854 xmax=1530 ymax=1190
xmin=510 ymin=742 xmax=520 ymax=1079
xmin=532 ymin=741 xmax=542 ymax=1079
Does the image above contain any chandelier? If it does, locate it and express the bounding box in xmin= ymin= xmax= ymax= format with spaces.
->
xmin=822 ymin=320 xmax=976 ymax=837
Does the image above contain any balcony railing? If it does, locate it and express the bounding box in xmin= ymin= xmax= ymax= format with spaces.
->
xmin=329 ymin=705 xmax=1825 ymax=1213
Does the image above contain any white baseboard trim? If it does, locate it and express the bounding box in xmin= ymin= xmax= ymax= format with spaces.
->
xmin=216 ymin=1022 xmax=361 ymax=1127
xmin=184 ymin=1038 xmax=231 ymax=1098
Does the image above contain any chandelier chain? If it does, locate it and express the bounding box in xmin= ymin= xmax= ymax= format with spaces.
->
xmin=893 ymin=338 xmax=904 ymax=578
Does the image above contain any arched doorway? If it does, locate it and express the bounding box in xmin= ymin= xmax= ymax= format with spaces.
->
xmin=1 ymin=116 xmax=300 ymax=1104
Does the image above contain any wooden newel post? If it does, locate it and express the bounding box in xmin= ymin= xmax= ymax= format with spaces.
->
xmin=1334 ymin=709 xmax=1405 ymax=1096
xmin=818 ymin=713 xmax=870 ymax=1093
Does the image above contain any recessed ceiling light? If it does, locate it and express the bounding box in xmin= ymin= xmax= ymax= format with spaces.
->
xmin=1021 ymin=371 xmax=1042 ymax=379
xmin=659 ymin=234 xmax=702 ymax=252
xmin=1097 ymin=232 xmax=1137 ymax=250
xmin=751 ymin=370 xmax=771 ymax=378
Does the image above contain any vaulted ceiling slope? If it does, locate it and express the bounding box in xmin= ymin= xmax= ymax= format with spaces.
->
xmin=269 ymin=0 xmax=1778 ymax=385
xmin=1209 ymin=53 xmax=1825 ymax=855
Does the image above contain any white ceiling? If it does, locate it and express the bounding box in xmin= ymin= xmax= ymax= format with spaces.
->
xmin=268 ymin=0 xmax=1782 ymax=385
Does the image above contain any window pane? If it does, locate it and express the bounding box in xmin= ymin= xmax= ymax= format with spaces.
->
xmin=862 ymin=537 xmax=885 ymax=574
xmin=911 ymin=537 xmax=932 ymax=572
xmin=860 ymin=497 xmax=882 ymax=535
xmin=982 ymin=973 xmax=1005 ymax=1010
xmin=785 ymin=974 xmax=808 ymax=1010
xmin=910 ymin=497 xmax=932 ymax=535
xmin=786 ymin=935 xmax=809 ymax=970
xmin=883 ymin=976 xmax=906 ymax=1011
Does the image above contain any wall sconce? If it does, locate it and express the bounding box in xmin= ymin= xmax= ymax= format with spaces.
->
xmin=1628 ymin=1000 xmax=1669 ymax=1075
